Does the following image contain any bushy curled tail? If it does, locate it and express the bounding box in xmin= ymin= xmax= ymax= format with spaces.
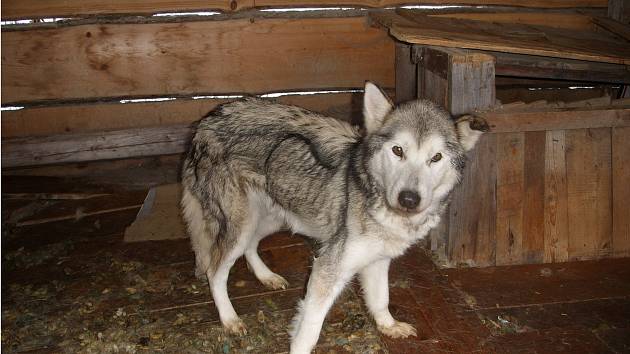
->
xmin=181 ymin=186 xmax=222 ymax=279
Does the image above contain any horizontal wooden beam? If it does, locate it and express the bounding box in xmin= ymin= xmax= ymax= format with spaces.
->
xmin=430 ymin=11 xmax=597 ymax=30
xmin=382 ymin=12 xmax=630 ymax=64
xmin=482 ymin=107 xmax=630 ymax=133
xmin=492 ymin=51 xmax=630 ymax=83
xmin=4 ymin=106 xmax=628 ymax=168
xmin=2 ymin=0 xmax=607 ymax=20
xmin=2 ymin=124 xmax=193 ymax=168
xmin=1 ymin=92 xmax=367 ymax=138
xmin=1 ymin=17 xmax=394 ymax=104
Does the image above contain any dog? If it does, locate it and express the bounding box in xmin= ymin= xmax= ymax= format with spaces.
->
xmin=181 ymin=82 xmax=487 ymax=353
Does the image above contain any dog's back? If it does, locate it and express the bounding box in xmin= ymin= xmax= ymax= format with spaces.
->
xmin=181 ymin=98 xmax=359 ymax=275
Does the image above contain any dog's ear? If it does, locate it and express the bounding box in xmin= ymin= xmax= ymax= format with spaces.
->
xmin=455 ymin=115 xmax=489 ymax=152
xmin=363 ymin=82 xmax=393 ymax=133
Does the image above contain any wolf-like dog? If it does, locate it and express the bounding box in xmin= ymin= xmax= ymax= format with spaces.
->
xmin=181 ymin=82 xmax=487 ymax=353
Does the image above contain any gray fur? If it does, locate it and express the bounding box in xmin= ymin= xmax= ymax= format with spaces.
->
xmin=181 ymin=83 xmax=485 ymax=353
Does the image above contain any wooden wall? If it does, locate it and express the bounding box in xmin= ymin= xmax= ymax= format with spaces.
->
xmin=1 ymin=0 xmax=609 ymax=139
xmin=443 ymin=117 xmax=630 ymax=266
xmin=3 ymin=1 xmax=626 ymax=266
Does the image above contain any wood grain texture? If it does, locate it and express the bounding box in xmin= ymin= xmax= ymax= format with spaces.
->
xmin=2 ymin=0 xmax=607 ymax=19
xmin=1 ymin=17 xmax=394 ymax=103
xmin=431 ymin=12 xmax=596 ymax=30
xmin=2 ymin=124 xmax=193 ymax=167
xmin=612 ymin=127 xmax=630 ymax=257
xmin=1 ymin=0 xmax=251 ymax=19
xmin=521 ymin=131 xmax=546 ymax=264
xmin=447 ymin=50 xmax=495 ymax=115
xmin=566 ymin=128 xmax=612 ymax=261
xmin=448 ymin=133 xmax=497 ymax=267
xmin=543 ymin=130 xmax=569 ymax=263
xmin=1 ymin=92 xmax=364 ymax=138
xmin=495 ymin=132 xmax=524 ymax=266
xmin=395 ymin=42 xmax=416 ymax=104
xmin=386 ymin=13 xmax=630 ymax=64
xmin=593 ymin=16 xmax=630 ymax=41
xmin=482 ymin=108 xmax=630 ymax=133
xmin=492 ymin=51 xmax=630 ymax=84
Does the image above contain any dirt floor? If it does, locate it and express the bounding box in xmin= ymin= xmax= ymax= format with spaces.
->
xmin=2 ymin=178 xmax=630 ymax=353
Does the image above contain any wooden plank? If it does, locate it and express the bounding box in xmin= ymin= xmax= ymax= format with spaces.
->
xmin=386 ymin=13 xmax=630 ymax=64
xmin=608 ymin=0 xmax=630 ymax=24
xmin=612 ymin=127 xmax=630 ymax=257
xmin=492 ymin=51 xmax=630 ymax=84
xmin=258 ymin=0 xmax=607 ymax=9
xmin=447 ymin=50 xmax=495 ymax=115
xmin=431 ymin=12 xmax=596 ymax=30
xmin=1 ymin=0 xmax=252 ymax=19
xmin=3 ymin=154 xmax=184 ymax=189
xmin=2 ymin=124 xmax=193 ymax=168
xmin=448 ymin=134 xmax=497 ymax=267
xmin=521 ymin=131 xmax=546 ymax=263
xmin=592 ymin=16 xmax=630 ymax=41
xmin=543 ymin=130 xmax=569 ymax=263
xmin=482 ymin=107 xmax=630 ymax=133
xmin=5 ymin=106 xmax=628 ymax=168
xmin=1 ymin=92 xmax=365 ymax=138
xmin=1 ymin=17 xmax=394 ymax=103
xmin=566 ymin=128 xmax=612 ymax=260
xmin=417 ymin=45 xmax=495 ymax=266
xmin=495 ymin=132 xmax=524 ymax=266
xmin=395 ymin=42 xmax=416 ymax=104
xmin=2 ymin=0 xmax=607 ymax=19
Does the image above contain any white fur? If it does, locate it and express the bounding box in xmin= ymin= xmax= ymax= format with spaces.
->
xmin=363 ymin=82 xmax=393 ymax=133
xmin=185 ymin=88 xmax=485 ymax=353
xmin=456 ymin=118 xmax=484 ymax=152
xmin=369 ymin=132 xmax=461 ymax=217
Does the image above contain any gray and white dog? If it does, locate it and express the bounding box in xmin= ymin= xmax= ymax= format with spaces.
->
xmin=181 ymin=82 xmax=487 ymax=353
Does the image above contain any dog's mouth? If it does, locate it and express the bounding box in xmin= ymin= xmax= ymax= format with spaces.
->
xmin=386 ymin=202 xmax=426 ymax=217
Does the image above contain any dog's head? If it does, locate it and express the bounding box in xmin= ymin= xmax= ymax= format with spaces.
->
xmin=362 ymin=82 xmax=488 ymax=216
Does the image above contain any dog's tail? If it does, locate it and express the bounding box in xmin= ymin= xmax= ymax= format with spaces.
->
xmin=181 ymin=186 xmax=223 ymax=279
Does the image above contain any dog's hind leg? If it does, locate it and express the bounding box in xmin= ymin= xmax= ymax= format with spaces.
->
xmin=359 ymin=258 xmax=416 ymax=338
xmin=182 ymin=186 xmax=249 ymax=334
xmin=245 ymin=212 xmax=288 ymax=290
xmin=209 ymin=239 xmax=250 ymax=335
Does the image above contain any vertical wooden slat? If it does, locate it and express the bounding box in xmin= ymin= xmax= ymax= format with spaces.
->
xmin=395 ymin=42 xmax=417 ymax=104
xmin=521 ymin=131 xmax=546 ymax=263
xmin=417 ymin=46 xmax=496 ymax=267
xmin=448 ymin=52 xmax=496 ymax=116
xmin=612 ymin=126 xmax=630 ymax=257
xmin=543 ymin=130 xmax=569 ymax=263
xmin=495 ymin=132 xmax=524 ymax=266
xmin=566 ymin=128 xmax=612 ymax=260
xmin=448 ymin=134 xmax=497 ymax=266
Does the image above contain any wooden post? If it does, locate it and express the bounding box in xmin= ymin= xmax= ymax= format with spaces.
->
xmin=608 ymin=0 xmax=630 ymax=24
xmin=395 ymin=42 xmax=417 ymax=104
xmin=415 ymin=45 xmax=496 ymax=266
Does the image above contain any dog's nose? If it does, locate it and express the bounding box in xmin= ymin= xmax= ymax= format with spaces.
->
xmin=398 ymin=190 xmax=420 ymax=209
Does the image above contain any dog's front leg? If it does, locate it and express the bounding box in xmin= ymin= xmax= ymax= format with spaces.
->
xmin=290 ymin=256 xmax=352 ymax=354
xmin=359 ymin=258 xmax=417 ymax=338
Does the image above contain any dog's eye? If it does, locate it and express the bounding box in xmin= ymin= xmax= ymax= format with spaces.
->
xmin=392 ymin=146 xmax=403 ymax=158
xmin=430 ymin=153 xmax=442 ymax=163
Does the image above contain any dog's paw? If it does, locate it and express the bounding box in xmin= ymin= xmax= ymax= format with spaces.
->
xmin=378 ymin=321 xmax=417 ymax=339
xmin=260 ymin=273 xmax=289 ymax=290
xmin=224 ymin=318 xmax=247 ymax=336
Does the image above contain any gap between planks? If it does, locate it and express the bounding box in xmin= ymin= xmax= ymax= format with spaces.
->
xmin=137 ymin=287 xmax=303 ymax=315
xmin=466 ymin=295 xmax=630 ymax=312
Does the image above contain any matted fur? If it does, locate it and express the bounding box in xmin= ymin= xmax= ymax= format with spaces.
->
xmin=181 ymin=82 xmax=486 ymax=353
